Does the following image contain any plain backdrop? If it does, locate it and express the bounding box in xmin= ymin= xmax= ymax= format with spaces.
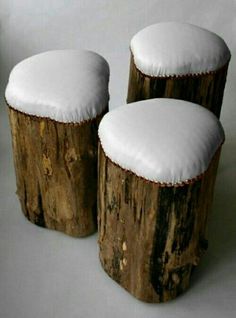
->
xmin=0 ymin=1 xmax=236 ymax=317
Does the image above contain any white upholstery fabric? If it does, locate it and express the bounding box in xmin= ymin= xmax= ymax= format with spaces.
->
xmin=5 ymin=50 xmax=109 ymax=123
xmin=130 ymin=22 xmax=231 ymax=77
xmin=99 ymin=99 xmax=224 ymax=184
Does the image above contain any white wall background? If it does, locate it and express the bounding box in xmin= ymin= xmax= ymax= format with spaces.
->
xmin=0 ymin=0 xmax=236 ymax=110
xmin=0 ymin=1 xmax=235 ymax=318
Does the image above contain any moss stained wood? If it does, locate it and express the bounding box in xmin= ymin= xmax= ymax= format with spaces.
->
xmin=8 ymin=107 xmax=107 ymax=237
xmin=98 ymin=144 xmax=221 ymax=302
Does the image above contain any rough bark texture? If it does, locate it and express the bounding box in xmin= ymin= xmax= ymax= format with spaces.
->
xmin=98 ymin=144 xmax=221 ymax=302
xmin=127 ymin=54 xmax=229 ymax=118
xmin=8 ymin=106 xmax=107 ymax=237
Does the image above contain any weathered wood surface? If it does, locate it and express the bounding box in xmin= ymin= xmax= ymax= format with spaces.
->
xmin=98 ymin=143 xmax=221 ymax=302
xmin=8 ymin=107 xmax=107 ymax=237
xmin=127 ymin=54 xmax=229 ymax=118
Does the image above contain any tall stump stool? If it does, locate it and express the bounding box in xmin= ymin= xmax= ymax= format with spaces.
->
xmin=127 ymin=22 xmax=231 ymax=118
xmin=98 ymin=99 xmax=224 ymax=302
xmin=6 ymin=50 xmax=109 ymax=237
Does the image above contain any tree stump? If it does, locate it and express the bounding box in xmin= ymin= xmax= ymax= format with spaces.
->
xmin=5 ymin=49 xmax=109 ymax=237
xmin=97 ymin=98 xmax=224 ymax=302
xmin=98 ymin=144 xmax=221 ymax=302
xmin=8 ymin=107 xmax=106 ymax=237
xmin=127 ymin=22 xmax=231 ymax=118
xmin=127 ymin=55 xmax=229 ymax=118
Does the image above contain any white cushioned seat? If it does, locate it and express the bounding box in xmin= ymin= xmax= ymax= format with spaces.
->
xmin=5 ymin=50 xmax=109 ymax=123
xmin=130 ymin=22 xmax=231 ymax=77
xmin=98 ymin=99 xmax=225 ymax=185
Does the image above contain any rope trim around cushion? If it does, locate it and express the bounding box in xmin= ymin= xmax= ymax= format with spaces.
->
xmin=6 ymin=99 xmax=108 ymax=126
xmin=99 ymin=139 xmax=224 ymax=188
xmin=130 ymin=50 xmax=230 ymax=79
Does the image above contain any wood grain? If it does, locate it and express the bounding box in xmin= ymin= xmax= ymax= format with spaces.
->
xmin=127 ymin=54 xmax=229 ymax=118
xmin=98 ymin=143 xmax=221 ymax=302
xmin=8 ymin=107 xmax=107 ymax=237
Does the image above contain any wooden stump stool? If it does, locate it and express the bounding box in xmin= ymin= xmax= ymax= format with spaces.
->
xmin=98 ymin=99 xmax=224 ymax=302
xmin=127 ymin=22 xmax=231 ymax=118
xmin=6 ymin=50 xmax=109 ymax=237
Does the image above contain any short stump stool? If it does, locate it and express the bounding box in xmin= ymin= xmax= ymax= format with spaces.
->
xmin=98 ymin=99 xmax=224 ymax=302
xmin=127 ymin=22 xmax=231 ymax=118
xmin=6 ymin=50 xmax=109 ymax=237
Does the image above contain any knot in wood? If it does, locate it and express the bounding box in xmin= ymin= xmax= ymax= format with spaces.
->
xmin=172 ymin=273 xmax=180 ymax=285
xmin=65 ymin=148 xmax=77 ymax=164
xmin=42 ymin=154 xmax=53 ymax=176
xmin=122 ymin=258 xmax=128 ymax=266
xmin=122 ymin=241 xmax=127 ymax=251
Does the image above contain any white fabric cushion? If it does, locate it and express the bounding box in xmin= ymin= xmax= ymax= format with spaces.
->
xmin=99 ymin=99 xmax=224 ymax=184
xmin=5 ymin=50 xmax=109 ymax=123
xmin=130 ymin=22 xmax=231 ymax=77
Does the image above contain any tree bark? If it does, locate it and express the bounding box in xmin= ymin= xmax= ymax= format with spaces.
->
xmin=98 ymin=143 xmax=221 ymax=302
xmin=127 ymin=54 xmax=229 ymax=118
xmin=8 ymin=106 xmax=107 ymax=237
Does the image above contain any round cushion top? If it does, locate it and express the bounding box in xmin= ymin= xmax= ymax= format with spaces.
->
xmin=98 ymin=99 xmax=224 ymax=185
xmin=5 ymin=50 xmax=109 ymax=123
xmin=130 ymin=22 xmax=231 ymax=77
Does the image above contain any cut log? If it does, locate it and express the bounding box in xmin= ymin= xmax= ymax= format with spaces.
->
xmin=8 ymin=106 xmax=107 ymax=237
xmin=98 ymin=143 xmax=221 ymax=302
xmin=127 ymin=54 xmax=229 ymax=118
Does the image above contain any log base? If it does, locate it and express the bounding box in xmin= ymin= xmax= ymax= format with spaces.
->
xmin=8 ymin=107 xmax=106 ymax=237
xmin=127 ymin=54 xmax=229 ymax=118
xmin=98 ymin=144 xmax=221 ymax=302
